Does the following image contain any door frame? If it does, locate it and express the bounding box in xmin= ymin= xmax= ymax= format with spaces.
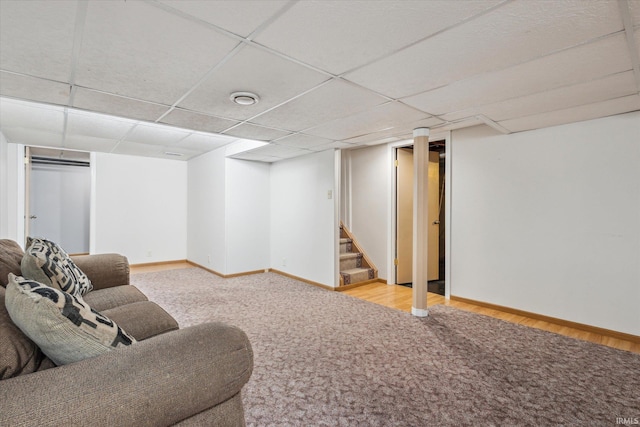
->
xmin=388 ymin=131 xmax=452 ymax=298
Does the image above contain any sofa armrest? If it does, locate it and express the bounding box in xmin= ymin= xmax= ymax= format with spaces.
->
xmin=0 ymin=323 xmax=253 ymax=427
xmin=71 ymin=253 xmax=130 ymax=290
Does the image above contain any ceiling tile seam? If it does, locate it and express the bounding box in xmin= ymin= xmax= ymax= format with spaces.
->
xmin=337 ymin=0 xmax=514 ymax=78
xmin=476 ymin=115 xmax=511 ymax=134
xmin=219 ymin=78 xmax=335 ymax=135
xmin=618 ymin=0 xmax=640 ymax=92
xmin=397 ymin=30 xmax=629 ymax=104
xmin=154 ymin=41 xmax=247 ymax=124
xmin=244 ymin=0 xmax=298 ymax=42
xmin=143 ymin=0 xmax=246 ymax=44
xmin=67 ymin=0 xmax=88 ymax=107
xmin=432 ymin=69 xmax=637 ymax=119
xmin=494 ymin=92 xmax=640 ymax=126
xmin=0 ymin=69 xmax=71 ymax=87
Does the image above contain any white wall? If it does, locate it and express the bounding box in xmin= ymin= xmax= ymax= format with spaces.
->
xmin=225 ymin=158 xmax=270 ymax=274
xmin=0 ymin=132 xmax=8 ymax=238
xmin=342 ymin=145 xmax=391 ymax=280
xmin=271 ymin=150 xmax=338 ymax=287
xmin=92 ymin=152 xmax=187 ymax=264
xmin=0 ymin=141 xmax=24 ymax=244
xmin=451 ymin=111 xmax=640 ymax=335
xmin=187 ymin=148 xmax=226 ymax=272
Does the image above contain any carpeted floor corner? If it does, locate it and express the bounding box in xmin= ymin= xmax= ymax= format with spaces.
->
xmin=131 ymin=268 xmax=640 ymax=426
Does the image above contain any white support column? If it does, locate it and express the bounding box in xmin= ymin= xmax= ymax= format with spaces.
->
xmin=412 ymin=128 xmax=429 ymax=317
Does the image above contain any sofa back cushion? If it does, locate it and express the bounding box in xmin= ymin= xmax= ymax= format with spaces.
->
xmin=5 ymin=274 xmax=136 ymax=366
xmin=21 ymin=237 xmax=93 ymax=296
xmin=0 ymin=286 xmax=54 ymax=379
xmin=0 ymin=239 xmax=24 ymax=288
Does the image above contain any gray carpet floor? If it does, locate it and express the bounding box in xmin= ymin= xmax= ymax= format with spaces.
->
xmin=131 ymin=268 xmax=640 ymax=426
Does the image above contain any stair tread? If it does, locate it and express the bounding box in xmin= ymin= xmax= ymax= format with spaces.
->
xmin=339 ymin=252 xmax=362 ymax=259
xmin=341 ymin=267 xmax=373 ymax=274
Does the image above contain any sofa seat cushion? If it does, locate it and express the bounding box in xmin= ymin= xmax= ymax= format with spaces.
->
xmin=5 ymin=274 xmax=136 ymax=365
xmin=0 ymin=239 xmax=24 ymax=288
xmin=0 ymin=286 xmax=55 ymax=379
xmin=102 ymin=301 xmax=179 ymax=341
xmin=21 ymin=238 xmax=93 ymax=296
xmin=83 ymin=285 xmax=148 ymax=312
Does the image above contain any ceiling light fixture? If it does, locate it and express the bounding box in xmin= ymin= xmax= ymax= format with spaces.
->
xmin=164 ymin=151 xmax=184 ymax=157
xmin=230 ymin=91 xmax=260 ymax=106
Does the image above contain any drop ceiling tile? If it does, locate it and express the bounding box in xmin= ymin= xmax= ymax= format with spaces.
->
xmin=157 ymin=0 xmax=289 ymax=37
xmin=173 ymin=132 xmax=236 ymax=152
xmin=248 ymin=143 xmax=312 ymax=159
xmin=255 ymin=0 xmax=502 ymax=74
xmin=223 ymin=123 xmax=291 ymax=141
xmin=73 ymin=88 xmax=170 ymax=122
xmin=64 ymin=135 xmax=120 ymax=153
xmin=629 ymin=0 xmax=640 ymax=26
xmin=346 ymin=0 xmax=624 ymax=99
xmin=112 ymin=141 xmax=194 ymax=160
xmin=231 ymin=152 xmax=281 ymax=163
xmin=304 ymin=102 xmax=429 ymax=141
xmin=274 ymin=134 xmax=334 ymax=149
xmin=0 ymin=72 xmax=70 ymax=106
xmin=66 ymin=109 xmax=137 ymax=140
xmin=250 ymin=79 xmax=387 ymax=132
xmin=499 ymin=94 xmax=640 ymax=133
xmin=0 ymin=99 xmax=65 ymax=147
xmin=478 ymin=71 xmax=637 ymax=122
xmin=0 ymin=0 xmax=76 ymax=81
xmin=160 ymin=108 xmax=239 ymax=133
xmin=125 ymin=123 xmax=192 ymax=146
xmin=403 ymin=34 xmax=633 ymax=117
xmin=178 ymin=45 xmax=329 ymax=121
xmin=308 ymin=141 xmax=357 ymax=152
xmin=76 ymin=1 xmax=239 ymax=105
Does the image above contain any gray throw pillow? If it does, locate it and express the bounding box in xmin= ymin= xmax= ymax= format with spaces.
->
xmin=21 ymin=237 xmax=93 ymax=296
xmin=4 ymin=274 xmax=136 ymax=365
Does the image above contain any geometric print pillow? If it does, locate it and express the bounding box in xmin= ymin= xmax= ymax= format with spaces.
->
xmin=4 ymin=274 xmax=135 ymax=366
xmin=21 ymin=237 xmax=93 ymax=297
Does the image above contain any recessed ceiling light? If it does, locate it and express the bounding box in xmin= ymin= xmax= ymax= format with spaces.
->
xmin=164 ymin=151 xmax=184 ymax=157
xmin=230 ymin=91 xmax=260 ymax=106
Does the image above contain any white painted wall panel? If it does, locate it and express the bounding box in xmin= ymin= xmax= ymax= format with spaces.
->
xmin=187 ymin=148 xmax=226 ymax=272
xmin=270 ymin=150 xmax=337 ymax=287
xmin=93 ymin=152 xmax=187 ymax=264
xmin=345 ymin=145 xmax=390 ymax=281
xmin=451 ymin=111 xmax=640 ymax=335
xmin=225 ymin=158 xmax=270 ymax=274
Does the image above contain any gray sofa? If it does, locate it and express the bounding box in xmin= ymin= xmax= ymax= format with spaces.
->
xmin=0 ymin=239 xmax=253 ymax=426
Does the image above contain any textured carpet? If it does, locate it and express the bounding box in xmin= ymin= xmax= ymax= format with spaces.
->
xmin=131 ymin=268 xmax=640 ymax=426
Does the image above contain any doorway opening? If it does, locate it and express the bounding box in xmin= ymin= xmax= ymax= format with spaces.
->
xmin=394 ymin=140 xmax=446 ymax=295
xmin=25 ymin=147 xmax=91 ymax=254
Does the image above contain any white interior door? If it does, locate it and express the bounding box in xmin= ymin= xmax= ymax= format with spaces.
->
xmin=29 ymin=156 xmax=91 ymax=254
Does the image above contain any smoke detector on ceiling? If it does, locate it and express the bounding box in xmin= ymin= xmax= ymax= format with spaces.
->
xmin=230 ymin=91 xmax=260 ymax=106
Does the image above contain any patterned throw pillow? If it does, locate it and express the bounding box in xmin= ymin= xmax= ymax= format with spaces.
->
xmin=4 ymin=274 xmax=136 ymax=365
xmin=21 ymin=237 xmax=93 ymax=296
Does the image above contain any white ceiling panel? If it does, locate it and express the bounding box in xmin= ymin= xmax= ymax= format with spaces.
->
xmin=231 ymin=151 xmax=281 ymax=162
xmin=477 ymin=71 xmax=637 ymax=122
xmin=178 ymin=45 xmax=329 ymax=121
xmin=629 ymin=0 xmax=640 ymax=26
xmin=0 ymin=0 xmax=77 ymax=82
xmin=224 ymin=123 xmax=291 ymax=141
xmin=64 ymin=134 xmax=120 ymax=153
xmin=111 ymin=141 xmax=170 ymax=158
xmin=76 ymin=1 xmax=239 ymax=105
xmin=274 ymin=134 xmax=334 ymax=149
xmin=308 ymin=141 xmax=357 ymax=152
xmin=255 ymin=0 xmax=503 ymax=75
xmin=403 ymin=34 xmax=633 ymax=116
xmin=160 ymin=108 xmax=239 ymax=134
xmin=0 ymin=72 xmax=71 ymax=106
xmin=73 ymin=88 xmax=170 ymax=122
xmin=157 ymin=0 xmax=289 ymax=38
xmin=305 ymin=102 xmax=429 ymax=140
xmin=250 ymin=79 xmax=388 ymax=131
xmin=125 ymin=123 xmax=192 ymax=146
xmin=499 ymin=94 xmax=640 ymax=133
xmin=342 ymin=116 xmax=443 ymax=145
xmin=247 ymin=143 xmax=312 ymax=159
xmin=66 ymin=109 xmax=136 ymax=141
xmin=175 ymin=132 xmax=236 ymax=152
xmin=346 ymin=0 xmax=624 ymax=99
xmin=0 ymin=98 xmax=65 ymax=134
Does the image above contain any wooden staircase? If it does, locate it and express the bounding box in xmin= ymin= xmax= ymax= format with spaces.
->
xmin=339 ymin=222 xmax=378 ymax=289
